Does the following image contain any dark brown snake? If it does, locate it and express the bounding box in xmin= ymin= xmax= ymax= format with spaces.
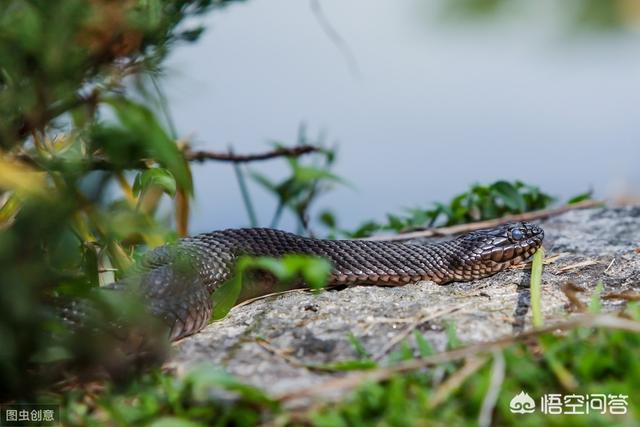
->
xmin=70 ymin=222 xmax=544 ymax=341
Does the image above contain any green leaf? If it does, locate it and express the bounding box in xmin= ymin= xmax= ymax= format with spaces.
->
xmin=133 ymin=168 xmax=177 ymax=198
xmin=389 ymin=341 xmax=414 ymax=363
xmin=491 ymin=180 xmax=526 ymax=212
xmin=211 ymin=274 xmax=243 ymax=320
xmin=212 ymin=255 xmax=330 ymax=319
xmin=250 ymin=256 xmax=294 ymax=281
xmin=319 ymin=210 xmax=337 ymax=228
xmin=445 ymin=321 xmax=461 ymax=350
xmin=345 ymin=221 xmax=381 ymax=238
xmin=316 ymin=359 xmax=378 ymax=371
xmin=184 ymin=364 xmax=275 ymax=405
xmin=300 ymin=257 xmax=331 ymax=290
xmin=568 ymin=191 xmax=592 ymax=204
xmin=589 ymin=281 xmax=604 ymax=313
xmin=103 ymin=97 xmax=192 ymax=193
xmin=0 ymin=192 xmax=21 ymax=227
xmin=249 ymin=170 xmax=278 ymax=193
xmin=312 ymin=412 xmax=348 ymax=427
xmin=414 ymin=331 xmax=434 ymax=358
xmin=348 ymin=333 xmax=370 ymax=359
xmin=386 ymin=214 xmax=405 ymax=231
xmin=148 ymin=417 xmax=205 ymax=427
xmin=293 ymin=165 xmax=344 ymax=184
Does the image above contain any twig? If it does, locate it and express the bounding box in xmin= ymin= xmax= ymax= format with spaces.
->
xmin=15 ymin=144 xmax=322 ymax=170
xmin=185 ymin=145 xmax=321 ymax=163
xmin=561 ymin=283 xmax=587 ymax=313
xmin=602 ymin=291 xmax=640 ymax=301
xmin=233 ymin=288 xmax=313 ymax=310
xmin=509 ymin=252 xmax=564 ymax=270
xmin=554 ymin=259 xmax=600 ymax=274
xmin=429 ymin=356 xmax=488 ymax=408
xmin=275 ymin=314 xmax=640 ymax=402
xmin=372 ymin=303 xmax=469 ymax=361
xmin=604 ymin=257 xmax=616 ymax=274
xmin=256 ymin=338 xmax=307 ymax=368
xmin=17 ymin=93 xmax=97 ymax=139
xmin=365 ymin=199 xmax=604 ymax=241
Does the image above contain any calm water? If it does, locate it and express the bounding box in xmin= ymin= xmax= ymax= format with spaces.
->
xmin=164 ymin=0 xmax=640 ymax=233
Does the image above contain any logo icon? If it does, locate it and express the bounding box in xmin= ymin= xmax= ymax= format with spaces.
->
xmin=510 ymin=391 xmax=536 ymax=414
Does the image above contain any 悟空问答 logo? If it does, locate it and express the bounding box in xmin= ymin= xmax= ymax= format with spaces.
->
xmin=510 ymin=391 xmax=536 ymax=414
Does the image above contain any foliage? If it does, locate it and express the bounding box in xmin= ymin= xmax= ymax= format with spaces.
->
xmin=0 ymin=0 xmax=245 ymax=398
xmin=211 ymin=254 xmax=331 ymax=320
xmin=62 ymin=365 xmax=277 ymax=427
xmin=248 ymin=126 xmax=342 ymax=234
xmin=312 ymin=318 xmax=640 ymax=426
xmin=0 ymin=0 xmax=336 ymax=400
xmin=339 ymin=180 xmax=560 ymax=238
xmin=442 ymin=0 xmax=640 ymax=32
xmin=59 ymin=304 xmax=640 ymax=426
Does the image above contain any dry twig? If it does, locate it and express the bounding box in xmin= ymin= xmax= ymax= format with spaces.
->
xmin=372 ymin=303 xmax=470 ymax=361
xmin=554 ymin=260 xmax=600 ymax=274
xmin=184 ymin=145 xmax=321 ymax=163
xmin=603 ymin=291 xmax=640 ymax=302
xmin=15 ymin=144 xmax=322 ymax=170
xmin=561 ymin=283 xmax=587 ymax=312
xmin=429 ymin=356 xmax=488 ymax=408
xmin=275 ymin=314 xmax=640 ymax=402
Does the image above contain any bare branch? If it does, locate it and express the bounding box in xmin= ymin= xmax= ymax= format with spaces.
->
xmin=14 ymin=144 xmax=323 ymax=171
xmin=184 ymin=144 xmax=322 ymax=163
xmin=275 ymin=314 xmax=640 ymax=403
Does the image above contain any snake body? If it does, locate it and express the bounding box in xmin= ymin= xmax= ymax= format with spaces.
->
xmin=104 ymin=221 xmax=544 ymax=340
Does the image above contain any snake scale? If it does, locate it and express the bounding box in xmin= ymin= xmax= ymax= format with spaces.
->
xmin=69 ymin=222 xmax=544 ymax=341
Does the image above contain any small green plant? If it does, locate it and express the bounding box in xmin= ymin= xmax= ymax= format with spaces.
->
xmin=58 ymin=305 xmax=640 ymax=426
xmin=211 ymin=254 xmax=332 ymax=320
xmin=340 ymin=180 xmax=588 ymax=238
xmin=62 ymin=365 xmax=277 ymax=427
xmin=310 ymin=312 xmax=640 ymax=426
xmin=247 ymin=126 xmax=343 ymax=234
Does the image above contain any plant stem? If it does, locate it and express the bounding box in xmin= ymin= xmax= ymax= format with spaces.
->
xmin=233 ymin=162 xmax=257 ymax=227
xmin=531 ymin=247 xmax=544 ymax=328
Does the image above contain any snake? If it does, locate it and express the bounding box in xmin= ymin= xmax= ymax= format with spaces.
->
xmin=69 ymin=221 xmax=544 ymax=341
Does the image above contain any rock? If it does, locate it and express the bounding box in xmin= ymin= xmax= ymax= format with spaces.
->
xmin=168 ymin=206 xmax=640 ymax=397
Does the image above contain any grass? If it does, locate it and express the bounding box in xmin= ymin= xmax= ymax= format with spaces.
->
xmin=530 ymin=247 xmax=545 ymax=328
xmin=56 ymin=301 xmax=640 ymax=426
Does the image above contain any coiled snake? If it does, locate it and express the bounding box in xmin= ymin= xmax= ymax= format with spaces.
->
xmin=72 ymin=222 xmax=544 ymax=341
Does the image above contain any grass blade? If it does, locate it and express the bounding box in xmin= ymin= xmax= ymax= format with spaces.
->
xmin=530 ymin=247 xmax=544 ymax=328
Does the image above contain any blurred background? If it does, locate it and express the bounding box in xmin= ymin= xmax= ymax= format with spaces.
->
xmin=163 ymin=0 xmax=640 ymax=233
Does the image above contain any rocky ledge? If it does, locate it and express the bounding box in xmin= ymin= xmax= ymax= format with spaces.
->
xmin=168 ymin=206 xmax=640 ymax=397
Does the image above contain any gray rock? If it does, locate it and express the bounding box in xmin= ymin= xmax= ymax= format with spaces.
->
xmin=168 ymin=206 xmax=640 ymax=397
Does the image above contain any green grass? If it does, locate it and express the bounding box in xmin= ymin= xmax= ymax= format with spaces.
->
xmin=530 ymin=247 xmax=545 ymax=328
xmin=57 ymin=304 xmax=640 ymax=426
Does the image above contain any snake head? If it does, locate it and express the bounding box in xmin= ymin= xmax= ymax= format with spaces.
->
xmin=448 ymin=221 xmax=544 ymax=281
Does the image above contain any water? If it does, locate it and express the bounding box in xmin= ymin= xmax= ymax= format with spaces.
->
xmin=164 ymin=0 xmax=640 ymax=233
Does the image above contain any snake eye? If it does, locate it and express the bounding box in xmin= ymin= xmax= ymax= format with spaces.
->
xmin=511 ymin=228 xmax=524 ymax=241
